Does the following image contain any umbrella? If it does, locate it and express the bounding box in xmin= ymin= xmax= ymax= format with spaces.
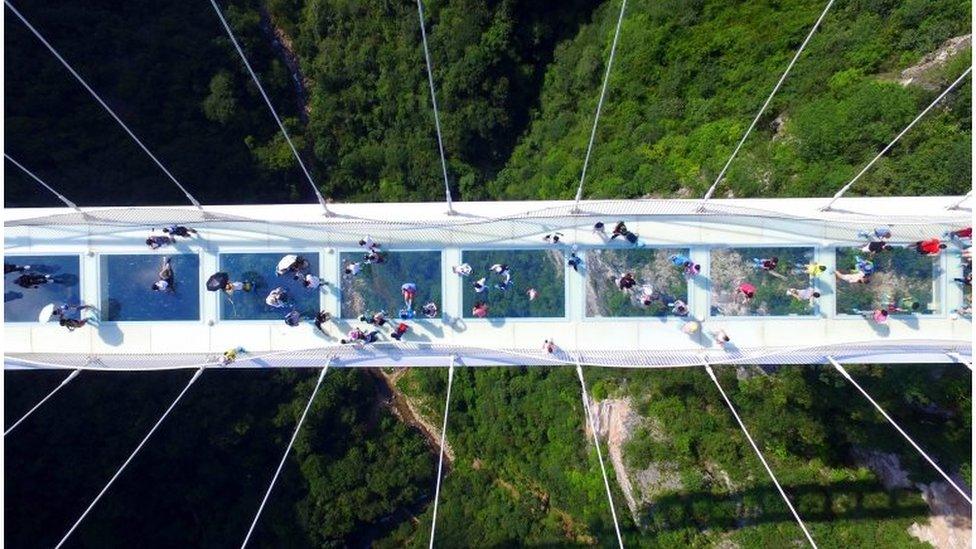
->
xmin=38 ymin=303 xmax=56 ymax=322
xmin=206 ymin=272 xmax=230 ymax=292
xmin=277 ymin=255 xmax=298 ymax=274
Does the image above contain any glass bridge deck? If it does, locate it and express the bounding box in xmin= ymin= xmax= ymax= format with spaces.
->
xmin=3 ymin=197 xmax=971 ymax=368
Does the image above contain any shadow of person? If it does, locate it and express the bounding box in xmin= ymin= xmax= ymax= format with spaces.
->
xmin=868 ymin=321 xmax=891 ymax=337
xmin=4 ymin=291 xmax=24 ymax=303
xmin=52 ymin=273 xmax=79 ymax=287
xmin=28 ymin=263 xmax=62 ymax=275
xmin=896 ymin=314 xmax=920 ymax=330
xmin=444 ymin=315 xmax=467 ymax=333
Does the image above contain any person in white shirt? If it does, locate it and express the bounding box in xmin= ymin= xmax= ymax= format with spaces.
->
xmin=266 ymin=287 xmax=288 ymax=308
xmin=344 ymin=261 xmax=362 ymax=276
xmin=452 ymin=263 xmax=472 ymax=276
xmin=473 ymin=277 xmax=488 ymax=293
xmin=304 ymin=273 xmax=325 ymax=289
xmin=786 ymin=287 xmax=820 ymax=302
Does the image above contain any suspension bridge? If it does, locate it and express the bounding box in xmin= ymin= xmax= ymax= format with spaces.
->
xmin=3 ymin=0 xmax=972 ymax=546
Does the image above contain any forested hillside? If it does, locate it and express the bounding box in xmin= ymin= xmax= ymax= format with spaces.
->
xmin=5 ymin=0 xmax=969 ymax=206
xmin=4 ymin=0 xmax=971 ymax=547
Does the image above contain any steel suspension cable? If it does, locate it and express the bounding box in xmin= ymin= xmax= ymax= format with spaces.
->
xmin=700 ymin=0 xmax=835 ymax=210
xmin=428 ymin=356 xmax=456 ymax=549
xmin=575 ymin=356 xmax=624 ymax=548
xmin=4 ymin=0 xmax=202 ymax=209
xmin=415 ymin=0 xmax=454 ymax=214
xmin=208 ymin=0 xmax=330 ymax=215
xmin=242 ymin=360 xmax=331 ymax=548
xmin=704 ymin=363 xmax=817 ymax=547
xmin=4 ymin=369 xmax=81 ymax=436
xmin=572 ymin=0 xmax=627 ymax=214
xmin=946 ymin=190 xmax=971 ymax=210
xmin=4 ymin=154 xmax=82 ymax=212
xmin=946 ymin=352 xmax=972 ymax=371
xmin=55 ymin=368 xmax=204 ymax=548
xmin=822 ymin=66 xmax=972 ymax=211
xmin=828 ymin=357 xmax=972 ymax=504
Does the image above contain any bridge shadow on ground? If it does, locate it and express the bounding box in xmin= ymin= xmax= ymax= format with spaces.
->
xmin=638 ymin=478 xmax=937 ymax=533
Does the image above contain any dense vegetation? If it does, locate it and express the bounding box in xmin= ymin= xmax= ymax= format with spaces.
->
xmin=6 ymin=0 xmax=969 ymax=207
xmin=4 ymin=0 xmax=971 ymax=547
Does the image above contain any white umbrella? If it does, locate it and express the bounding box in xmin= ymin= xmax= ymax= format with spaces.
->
xmin=38 ymin=303 xmax=56 ymax=322
xmin=277 ymin=254 xmax=298 ymax=274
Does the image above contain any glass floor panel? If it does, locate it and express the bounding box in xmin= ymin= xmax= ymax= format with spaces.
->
xmin=836 ymin=247 xmax=939 ymax=315
xmin=585 ymin=248 xmax=689 ymax=317
xmin=340 ymin=251 xmax=441 ymax=319
xmin=710 ymin=247 xmax=816 ymax=316
xmin=100 ymin=254 xmax=200 ymax=321
xmin=4 ymin=255 xmax=81 ymax=322
xmin=462 ymin=250 xmax=565 ymax=318
xmin=218 ymin=253 xmax=321 ymax=320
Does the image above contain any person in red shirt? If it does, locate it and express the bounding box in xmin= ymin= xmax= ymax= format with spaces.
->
xmin=472 ymin=301 xmax=489 ymax=318
xmin=736 ymin=282 xmax=756 ymax=301
xmin=391 ymin=322 xmax=410 ymax=341
xmin=946 ymin=227 xmax=972 ymax=241
xmin=912 ymin=238 xmax=947 ymax=256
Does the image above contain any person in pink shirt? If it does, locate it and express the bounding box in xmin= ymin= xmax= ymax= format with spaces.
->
xmin=472 ymin=301 xmax=489 ymax=318
xmin=736 ymin=282 xmax=756 ymax=301
xmin=853 ymin=308 xmax=888 ymax=324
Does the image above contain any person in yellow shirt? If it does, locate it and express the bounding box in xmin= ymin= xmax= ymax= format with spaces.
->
xmin=794 ymin=261 xmax=827 ymax=278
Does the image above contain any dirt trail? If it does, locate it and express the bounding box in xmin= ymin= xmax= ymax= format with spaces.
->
xmin=369 ymin=368 xmax=454 ymax=463
xmin=258 ymin=7 xmax=311 ymax=124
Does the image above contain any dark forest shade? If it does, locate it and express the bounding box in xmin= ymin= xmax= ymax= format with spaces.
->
xmin=99 ymin=254 xmax=200 ymax=321
xmin=218 ymin=252 xmax=321 ymax=320
xmin=4 ymin=254 xmax=81 ymax=322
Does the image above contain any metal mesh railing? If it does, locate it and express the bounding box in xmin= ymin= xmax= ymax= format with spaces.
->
xmin=5 ymin=339 xmax=969 ymax=371
xmin=7 ymin=199 xmax=969 ymax=248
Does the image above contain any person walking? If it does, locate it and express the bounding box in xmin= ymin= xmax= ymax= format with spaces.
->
xmin=786 ymin=287 xmax=820 ymax=303
xmin=161 ymin=225 xmax=197 ymax=238
xmin=911 ymin=237 xmax=947 ymax=256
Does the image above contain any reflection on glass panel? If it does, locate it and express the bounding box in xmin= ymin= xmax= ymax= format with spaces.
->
xmin=100 ymin=254 xmax=200 ymax=321
xmin=710 ymin=247 xmax=816 ymax=316
xmin=462 ymin=250 xmax=564 ymax=318
xmin=4 ymin=255 xmax=82 ymax=322
xmin=585 ymin=248 xmax=689 ymax=317
xmin=218 ymin=253 xmax=322 ymax=320
xmin=340 ymin=251 xmax=441 ymax=319
xmin=836 ymin=247 xmax=938 ymax=315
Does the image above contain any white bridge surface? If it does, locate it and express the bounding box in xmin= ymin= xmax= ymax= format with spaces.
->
xmin=4 ymin=196 xmax=972 ymax=370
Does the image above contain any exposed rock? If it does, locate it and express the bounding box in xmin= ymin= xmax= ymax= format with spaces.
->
xmin=908 ymin=480 xmax=972 ymax=549
xmin=852 ymin=446 xmax=972 ymax=548
xmin=586 ymin=398 xmax=644 ymax=522
xmin=851 ymin=447 xmax=912 ymax=490
xmin=899 ymin=35 xmax=972 ymax=90
xmin=770 ymin=113 xmax=788 ymax=140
